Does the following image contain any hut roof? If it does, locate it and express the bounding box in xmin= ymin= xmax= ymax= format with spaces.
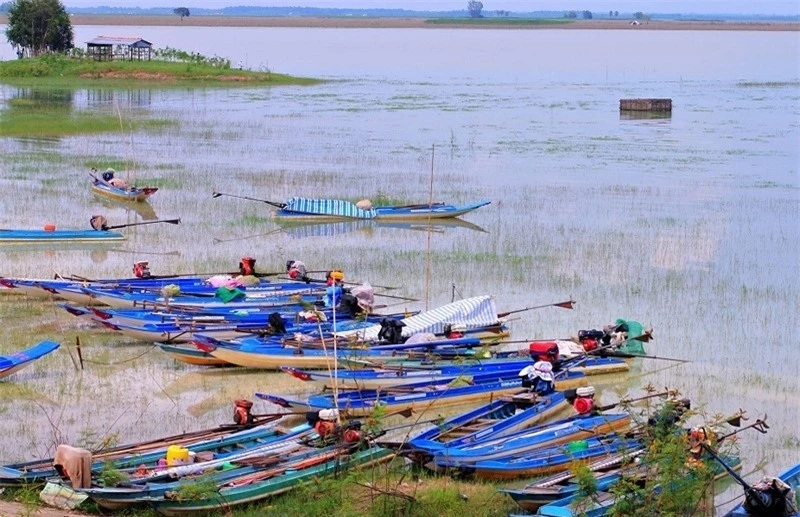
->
xmin=87 ymin=36 xmax=152 ymax=47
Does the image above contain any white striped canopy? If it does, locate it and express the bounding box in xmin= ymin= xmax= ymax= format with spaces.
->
xmin=283 ymin=198 xmax=377 ymax=219
xmin=335 ymin=295 xmax=499 ymax=341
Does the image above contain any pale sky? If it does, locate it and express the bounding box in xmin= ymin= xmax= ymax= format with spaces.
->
xmin=61 ymin=0 xmax=800 ymax=16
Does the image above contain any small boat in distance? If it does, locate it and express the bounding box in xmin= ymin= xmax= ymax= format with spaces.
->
xmin=0 ymin=341 xmax=60 ymax=380
xmin=91 ymin=168 xmax=158 ymax=203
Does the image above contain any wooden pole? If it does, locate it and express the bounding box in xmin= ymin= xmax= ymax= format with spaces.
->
xmin=76 ymin=336 xmax=84 ymax=370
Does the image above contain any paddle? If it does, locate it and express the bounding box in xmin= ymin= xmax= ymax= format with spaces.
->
xmin=101 ymin=218 xmax=182 ymax=231
xmin=497 ymin=299 xmax=576 ymax=318
xmin=212 ymin=191 xmax=287 ymax=209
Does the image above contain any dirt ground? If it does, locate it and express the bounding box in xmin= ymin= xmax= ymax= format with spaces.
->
xmin=0 ymin=501 xmax=90 ymax=517
xmin=0 ymin=15 xmax=797 ymax=31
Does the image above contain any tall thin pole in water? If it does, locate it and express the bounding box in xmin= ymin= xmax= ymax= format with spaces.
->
xmin=424 ymin=144 xmax=435 ymax=311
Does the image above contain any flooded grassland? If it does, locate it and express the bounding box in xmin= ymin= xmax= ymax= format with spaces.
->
xmin=0 ymin=27 xmax=797 ymax=511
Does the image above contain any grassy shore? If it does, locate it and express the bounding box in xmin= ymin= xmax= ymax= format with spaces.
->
xmin=0 ymin=15 xmax=796 ymax=31
xmin=0 ymin=55 xmax=321 ymax=86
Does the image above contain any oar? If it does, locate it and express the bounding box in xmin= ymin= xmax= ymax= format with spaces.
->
xmin=213 ymin=228 xmax=283 ymax=244
xmin=278 ymin=275 xmax=402 ymax=291
xmin=212 ymin=191 xmax=287 ymax=209
xmin=594 ymin=390 xmax=674 ymax=412
xmin=497 ymin=299 xmax=576 ymax=318
xmin=101 ymin=218 xmax=182 ymax=231
xmin=603 ymin=351 xmax=690 ymax=364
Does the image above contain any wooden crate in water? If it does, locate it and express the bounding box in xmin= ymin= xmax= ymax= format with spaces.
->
xmin=619 ymin=98 xmax=672 ymax=111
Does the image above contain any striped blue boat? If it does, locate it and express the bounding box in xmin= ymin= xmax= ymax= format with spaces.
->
xmin=275 ymin=197 xmax=490 ymax=221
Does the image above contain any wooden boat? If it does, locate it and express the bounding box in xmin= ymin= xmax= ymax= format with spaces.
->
xmin=91 ymin=180 xmax=158 ymax=202
xmin=535 ymin=454 xmax=743 ymax=516
xmin=0 ymin=341 xmax=60 ymax=380
xmin=158 ymin=343 xmax=232 ymax=367
xmin=272 ymin=197 xmax=490 ymax=221
xmin=723 ymin=462 xmax=800 ymax=517
xmin=0 ymin=228 xmax=125 ymax=243
xmin=436 ymin=436 xmax=640 ymax=481
xmin=501 ymin=450 xmax=645 ymax=512
xmin=148 ymin=446 xmax=393 ymax=516
xmin=405 ymin=391 xmax=570 ymax=459
xmin=257 ymin=370 xmax=587 ymax=417
xmin=426 ymin=413 xmax=631 ymax=464
xmin=79 ymin=423 xmax=316 ymax=510
xmin=0 ymin=418 xmax=284 ymax=486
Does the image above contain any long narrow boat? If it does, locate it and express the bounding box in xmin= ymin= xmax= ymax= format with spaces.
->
xmin=78 ymin=423 xmax=316 ymax=510
xmin=91 ymin=181 xmax=158 ymax=202
xmin=426 ymin=413 xmax=631 ymax=464
xmin=257 ymin=370 xmax=587 ymax=417
xmin=723 ymin=462 xmax=800 ymax=517
xmin=158 ymin=343 xmax=232 ymax=366
xmin=272 ymin=197 xmax=490 ymax=221
xmin=535 ymin=454 xmax=743 ymax=516
xmin=148 ymin=445 xmax=394 ymax=516
xmin=436 ymin=436 xmax=641 ymax=480
xmin=501 ymin=450 xmax=645 ymax=512
xmin=0 ymin=228 xmax=125 ymax=243
xmin=404 ymin=391 xmax=569 ymax=460
xmin=0 ymin=341 xmax=60 ymax=380
xmin=0 ymin=418 xmax=284 ymax=486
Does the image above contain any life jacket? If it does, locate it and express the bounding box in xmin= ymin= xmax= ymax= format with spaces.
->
xmin=233 ymin=399 xmax=254 ymax=425
xmin=133 ymin=261 xmax=151 ymax=278
xmin=239 ymin=256 xmax=256 ymax=276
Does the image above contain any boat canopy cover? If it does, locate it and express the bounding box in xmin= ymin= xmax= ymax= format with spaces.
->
xmin=283 ymin=197 xmax=377 ymax=219
xmin=335 ymin=295 xmax=499 ymax=341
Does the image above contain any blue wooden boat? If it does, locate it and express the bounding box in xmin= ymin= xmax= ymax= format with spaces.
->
xmin=282 ymin=356 xmax=547 ymax=390
xmin=0 ymin=228 xmax=125 ymax=243
xmin=436 ymin=436 xmax=641 ymax=480
xmin=501 ymin=449 xmax=645 ymax=512
xmin=405 ymin=391 xmax=569 ymax=459
xmin=257 ymin=370 xmax=587 ymax=417
xmin=723 ymin=462 xmax=800 ymax=517
xmin=272 ymin=197 xmax=491 ymax=221
xmin=0 ymin=341 xmax=60 ymax=380
xmin=158 ymin=343 xmax=232 ymax=366
xmin=535 ymin=454 xmax=743 ymax=516
xmin=423 ymin=413 xmax=631 ymax=464
xmin=0 ymin=419 xmax=287 ymax=486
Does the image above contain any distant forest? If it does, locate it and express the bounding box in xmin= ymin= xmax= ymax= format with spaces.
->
xmin=0 ymin=4 xmax=794 ymax=21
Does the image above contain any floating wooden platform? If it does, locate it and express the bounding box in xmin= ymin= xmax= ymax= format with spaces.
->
xmin=619 ymin=98 xmax=672 ymax=111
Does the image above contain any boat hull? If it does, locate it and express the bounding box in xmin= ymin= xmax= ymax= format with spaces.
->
xmin=92 ymin=183 xmax=158 ymax=202
xmin=0 ymin=229 xmax=125 ymax=243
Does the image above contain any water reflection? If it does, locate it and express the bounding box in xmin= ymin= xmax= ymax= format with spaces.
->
xmin=93 ymin=196 xmax=159 ymax=221
xmin=84 ymin=88 xmax=153 ymax=108
xmin=619 ymin=111 xmax=673 ymax=121
xmin=274 ymin=218 xmax=488 ymax=240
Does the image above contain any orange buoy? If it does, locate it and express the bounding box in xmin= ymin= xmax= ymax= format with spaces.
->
xmin=43 ymin=224 xmax=56 ymax=232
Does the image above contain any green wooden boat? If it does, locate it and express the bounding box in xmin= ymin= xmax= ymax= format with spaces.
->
xmin=148 ymin=446 xmax=393 ymax=515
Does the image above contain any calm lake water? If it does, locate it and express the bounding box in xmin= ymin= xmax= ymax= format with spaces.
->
xmin=0 ymin=26 xmax=798 ymax=510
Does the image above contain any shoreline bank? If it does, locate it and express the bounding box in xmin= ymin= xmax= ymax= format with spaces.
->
xmin=0 ymin=15 xmax=797 ymax=31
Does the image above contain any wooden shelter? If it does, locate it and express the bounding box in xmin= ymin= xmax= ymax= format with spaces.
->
xmin=86 ymin=36 xmax=153 ymax=61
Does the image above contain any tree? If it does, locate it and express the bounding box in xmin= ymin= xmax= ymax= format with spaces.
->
xmin=582 ymin=10 xmax=592 ymax=19
xmin=5 ymin=0 xmax=73 ymax=56
xmin=614 ymin=10 xmax=619 ymax=16
xmin=467 ymin=0 xmax=483 ymax=18
xmin=173 ymin=7 xmax=190 ymax=19
xmin=633 ymin=11 xmax=647 ymax=19
xmin=609 ymin=10 xmax=613 ymax=17
xmin=564 ymin=10 xmax=578 ymax=18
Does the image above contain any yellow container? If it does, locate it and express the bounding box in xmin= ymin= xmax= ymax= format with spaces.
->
xmin=166 ymin=445 xmax=189 ymax=466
